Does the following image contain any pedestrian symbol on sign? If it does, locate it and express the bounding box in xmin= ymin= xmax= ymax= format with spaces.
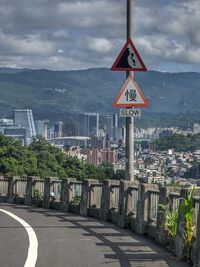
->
xmin=125 ymin=89 xmax=137 ymax=102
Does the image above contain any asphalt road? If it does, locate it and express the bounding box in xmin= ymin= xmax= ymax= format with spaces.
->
xmin=0 ymin=203 xmax=192 ymax=267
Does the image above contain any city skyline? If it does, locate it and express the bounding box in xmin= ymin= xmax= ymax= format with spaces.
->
xmin=0 ymin=0 xmax=199 ymax=72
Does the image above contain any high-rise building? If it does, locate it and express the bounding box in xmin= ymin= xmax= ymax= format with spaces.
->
xmin=91 ymin=148 xmax=100 ymax=165
xmin=193 ymin=124 xmax=200 ymax=134
xmin=107 ymin=150 xmax=118 ymax=164
xmin=54 ymin=121 xmax=63 ymax=138
xmin=91 ymin=135 xmax=106 ymax=149
xmin=106 ymin=113 xmax=118 ymax=140
xmin=35 ymin=120 xmax=48 ymax=139
xmin=47 ymin=127 xmax=54 ymax=139
xmin=0 ymin=119 xmax=14 ymax=126
xmin=63 ymin=118 xmax=78 ymax=136
xmin=99 ymin=150 xmax=107 ymax=163
xmin=115 ymin=125 xmax=126 ymax=144
xmin=79 ymin=113 xmax=99 ymax=137
xmin=4 ymin=128 xmax=26 ymax=145
xmin=159 ymin=129 xmax=173 ymax=139
xmin=0 ymin=117 xmax=26 ymax=145
xmin=106 ymin=115 xmax=113 ymax=140
xmin=14 ymin=109 xmax=36 ymax=143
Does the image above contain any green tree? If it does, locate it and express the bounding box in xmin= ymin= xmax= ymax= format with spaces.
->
xmin=0 ymin=134 xmax=112 ymax=181
xmin=153 ymin=133 xmax=200 ymax=152
xmin=29 ymin=136 xmax=67 ymax=178
xmin=114 ymin=169 xmax=126 ymax=180
xmin=98 ymin=162 xmax=115 ymax=181
xmin=0 ymin=134 xmax=37 ymax=176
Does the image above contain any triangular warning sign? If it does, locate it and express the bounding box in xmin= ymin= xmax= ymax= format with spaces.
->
xmin=111 ymin=38 xmax=147 ymax=71
xmin=112 ymin=76 xmax=148 ymax=108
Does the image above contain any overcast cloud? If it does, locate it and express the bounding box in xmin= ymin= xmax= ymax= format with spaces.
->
xmin=0 ymin=0 xmax=199 ymax=72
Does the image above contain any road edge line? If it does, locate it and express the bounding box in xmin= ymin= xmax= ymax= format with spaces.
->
xmin=0 ymin=208 xmax=38 ymax=267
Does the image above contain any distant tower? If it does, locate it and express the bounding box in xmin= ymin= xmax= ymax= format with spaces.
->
xmin=35 ymin=120 xmax=48 ymax=139
xmin=79 ymin=113 xmax=99 ymax=137
xmin=106 ymin=113 xmax=118 ymax=140
xmin=193 ymin=123 xmax=200 ymax=134
xmin=115 ymin=125 xmax=126 ymax=144
xmin=64 ymin=118 xmax=78 ymax=136
xmin=106 ymin=114 xmax=113 ymax=140
xmin=14 ymin=109 xmax=36 ymax=142
xmin=54 ymin=121 xmax=63 ymax=138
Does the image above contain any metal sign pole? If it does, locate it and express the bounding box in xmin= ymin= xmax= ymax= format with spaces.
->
xmin=125 ymin=0 xmax=134 ymax=180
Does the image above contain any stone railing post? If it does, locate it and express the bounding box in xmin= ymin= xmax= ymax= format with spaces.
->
xmin=0 ymin=177 xmax=9 ymax=202
xmin=7 ymin=176 xmax=19 ymax=203
xmin=135 ymin=183 xmax=151 ymax=235
xmin=100 ymin=180 xmax=119 ymax=221
xmin=25 ymin=176 xmax=40 ymax=205
xmin=156 ymin=186 xmax=169 ymax=244
xmin=117 ymin=180 xmax=139 ymax=228
xmin=175 ymin=188 xmax=189 ymax=258
xmin=80 ymin=179 xmax=98 ymax=216
xmin=60 ymin=178 xmax=75 ymax=212
xmin=43 ymin=177 xmax=53 ymax=208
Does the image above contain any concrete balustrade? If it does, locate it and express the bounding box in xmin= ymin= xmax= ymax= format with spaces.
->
xmin=51 ymin=179 xmax=62 ymax=200
xmin=89 ymin=183 xmax=103 ymax=219
xmin=43 ymin=177 xmax=53 ymax=208
xmin=0 ymin=177 xmax=9 ymax=202
xmin=7 ymin=176 xmax=20 ymax=203
xmin=80 ymin=179 xmax=98 ymax=216
xmin=25 ymin=176 xmax=40 ymax=205
xmin=135 ymin=184 xmax=158 ymax=235
xmin=109 ymin=183 xmax=120 ymax=223
xmin=129 ymin=185 xmax=139 ymax=231
xmin=100 ymin=180 xmax=119 ymax=221
xmin=70 ymin=181 xmax=83 ymax=213
xmin=117 ymin=180 xmax=139 ymax=228
xmin=175 ymin=188 xmax=189 ymax=258
xmin=147 ymin=187 xmax=160 ymax=238
xmin=13 ymin=178 xmax=28 ymax=204
xmin=60 ymin=178 xmax=73 ymax=212
xmin=0 ymin=176 xmax=200 ymax=265
xmin=49 ymin=178 xmax=62 ymax=210
xmin=156 ymin=186 xmax=172 ymax=245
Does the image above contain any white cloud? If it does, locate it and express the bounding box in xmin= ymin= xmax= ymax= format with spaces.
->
xmin=52 ymin=30 xmax=69 ymax=40
xmin=0 ymin=32 xmax=55 ymax=56
xmin=136 ymin=35 xmax=200 ymax=65
xmin=88 ymin=37 xmax=113 ymax=53
xmin=57 ymin=1 xmax=124 ymax=28
xmin=0 ymin=0 xmax=199 ymax=71
xmin=57 ymin=49 xmax=64 ymax=54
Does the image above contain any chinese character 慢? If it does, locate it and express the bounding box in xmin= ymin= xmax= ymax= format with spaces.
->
xmin=125 ymin=89 xmax=137 ymax=102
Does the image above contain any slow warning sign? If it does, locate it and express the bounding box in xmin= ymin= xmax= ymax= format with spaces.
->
xmin=111 ymin=38 xmax=147 ymax=71
xmin=112 ymin=76 xmax=148 ymax=108
xmin=119 ymin=109 xmax=141 ymax=117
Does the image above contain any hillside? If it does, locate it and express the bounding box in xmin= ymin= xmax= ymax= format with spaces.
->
xmin=0 ymin=68 xmax=200 ymax=119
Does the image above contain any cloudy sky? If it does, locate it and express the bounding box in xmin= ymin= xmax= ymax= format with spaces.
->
xmin=0 ymin=0 xmax=200 ymax=72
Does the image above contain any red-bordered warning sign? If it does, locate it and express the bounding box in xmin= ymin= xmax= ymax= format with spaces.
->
xmin=111 ymin=38 xmax=147 ymax=71
xmin=112 ymin=75 xmax=148 ymax=108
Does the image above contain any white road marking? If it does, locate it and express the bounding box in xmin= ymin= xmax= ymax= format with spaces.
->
xmin=0 ymin=209 xmax=38 ymax=267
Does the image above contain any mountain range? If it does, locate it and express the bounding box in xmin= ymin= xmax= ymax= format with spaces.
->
xmin=0 ymin=67 xmax=200 ymax=120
